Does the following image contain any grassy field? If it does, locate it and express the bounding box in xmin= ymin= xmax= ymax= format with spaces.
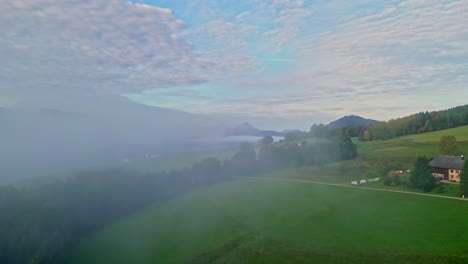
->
xmin=356 ymin=125 xmax=468 ymax=166
xmin=69 ymin=126 xmax=468 ymax=263
xmin=254 ymin=160 xmax=364 ymax=183
xmin=69 ymin=178 xmax=468 ymax=264
xmin=365 ymin=181 xmax=462 ymax=197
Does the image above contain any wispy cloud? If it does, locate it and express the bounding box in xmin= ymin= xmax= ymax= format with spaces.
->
xmin=263 ymin=8 xmax=312 ymax=49
xmin=0 ymin=0 xmax=241 ymax=108
xmin=292 ymin=0 xmax=468 ymax=100
xmin=184 ymin=20 xmax=258 ymax=78
xmin=2 ymin=0 xmax=468 ymax=127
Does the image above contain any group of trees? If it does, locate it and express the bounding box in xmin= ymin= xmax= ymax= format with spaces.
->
xmin=259 ymin=136 xmax=357 ymax=170
xmin=355 ymin=105 xmax=468 ymax=141
xmin=409 ymin=156 xmax=437 ymax=192
xmin=383 ymin=171 xmax=406 ymax=186
xmin=283 ymin=124 xmax=330 ymax=142
xmin=381 ymin=156 xmax=444 ymax=192
xmin=380 ymin=156 xmax=436 ymax=192
xmin=0 ymin=136 xmax=358 ymax=264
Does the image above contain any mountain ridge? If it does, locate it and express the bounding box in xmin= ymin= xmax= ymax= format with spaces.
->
xmin=327 ymin=115 xmax=378 ymax=129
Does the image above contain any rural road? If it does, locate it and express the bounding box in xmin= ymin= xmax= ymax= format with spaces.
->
xmin=260 ymin=177 xmax=468 ymax=201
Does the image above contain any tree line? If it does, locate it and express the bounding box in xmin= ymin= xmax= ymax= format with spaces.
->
xmin=283 ymin=105 xmax=468 ymax=143
xmin=282 ymin=124 xmax=331 ymax=142
xmin=0 ymin=137 xmax=357 ymax=264
xmin=356 ymin=105 xmax=468 ymax=141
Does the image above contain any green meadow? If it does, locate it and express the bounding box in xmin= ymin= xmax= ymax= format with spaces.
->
xmin=69 ymin=178 xmax=468 ymax=264
xmin=356 ymin=125 xmax=468 ymax=166
xmin=69 ymin=126 xmax=468 ymax=263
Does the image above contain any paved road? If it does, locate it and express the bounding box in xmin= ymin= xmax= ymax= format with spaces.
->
xmin=260 ymin=177 xmax=468 ymax=201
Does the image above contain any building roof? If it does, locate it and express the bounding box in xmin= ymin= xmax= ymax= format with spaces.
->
xmin=429 ymin=155 xmax=465 ymax=170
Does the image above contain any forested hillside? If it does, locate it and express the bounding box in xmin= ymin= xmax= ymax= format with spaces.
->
xmin=359 ymin=105 xmax=468 ymax=141
xmin=344 ymin=105 xmax=468 ymax=141
xmin=283 ymin=105 xmax=468 ymax=145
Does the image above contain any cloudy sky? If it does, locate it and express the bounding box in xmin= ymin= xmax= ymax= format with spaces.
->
xmin=1 ymin=0 xmax=468 ymax=129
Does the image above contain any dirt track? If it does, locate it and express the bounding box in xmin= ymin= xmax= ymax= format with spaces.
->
xmin=261 ymin=177 xmax=468 ymax=201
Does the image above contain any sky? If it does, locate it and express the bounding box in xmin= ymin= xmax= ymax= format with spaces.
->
xmin=1 ymin=0 xmax=468 ymax=129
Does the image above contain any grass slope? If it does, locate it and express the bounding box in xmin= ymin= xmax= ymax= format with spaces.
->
xmin=356 ymin=125 xmax=468 ymax=165
xmin=69 ymin=126 xmax=468 ymax=263
xmin=69 ymin=178 xmax=468 ymax=264
xmin=271 ymin=125 xmax=468 ymax=188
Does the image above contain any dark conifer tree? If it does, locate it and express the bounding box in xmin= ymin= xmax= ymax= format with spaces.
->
xmin=459 ymin=159 xmax=468 ymax=197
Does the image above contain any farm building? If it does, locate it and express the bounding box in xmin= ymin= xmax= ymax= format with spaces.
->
xmin=429 ymin=155 xmax=464 ymax=182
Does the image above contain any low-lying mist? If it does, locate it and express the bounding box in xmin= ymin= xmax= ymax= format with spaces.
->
xmin=0 ymin=132 xmax=357 ymax=264
xmin=0 ymin=98 xmax=235 ymax=184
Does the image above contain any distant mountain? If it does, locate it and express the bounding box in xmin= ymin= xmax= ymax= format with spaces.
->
xmin=327 ymin=115 xmax=378 ymax=129
xmin=228 ymin=122 xmax=284 ymax=137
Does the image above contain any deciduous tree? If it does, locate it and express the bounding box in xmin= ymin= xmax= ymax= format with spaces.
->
xmin=260 ymin=135 xmax=274 ymax=145
xmin=439 ymin=135 xmax=458 ymax=155
xmin=362 ymin=130 xmax=370 ymax=142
